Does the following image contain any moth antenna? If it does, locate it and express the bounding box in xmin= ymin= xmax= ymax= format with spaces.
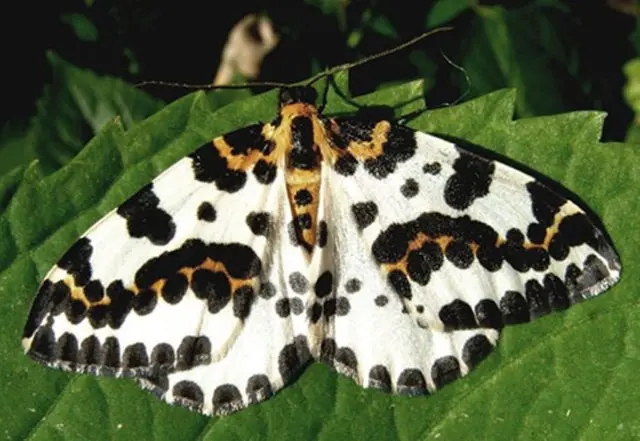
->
xmin=305 ymin=27 xmax=454 ymax=86
xmin=135 ymin=27 xmax=454 ymax=92
xmin=438 ymin=49 xmax=472 ymax=107
xmin=134 ymin=80 xmax=292 ymax=90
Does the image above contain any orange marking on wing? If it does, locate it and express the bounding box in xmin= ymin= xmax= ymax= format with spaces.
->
xmin=66 ymin=279 xmax=111 ymax=308
xmin=344 ymin=120 xmax=391 ymax=160
xmin=213 ymin=138 xmax=264 ymax=170
xmin=382 ymin=210 xmax=576 ymax=279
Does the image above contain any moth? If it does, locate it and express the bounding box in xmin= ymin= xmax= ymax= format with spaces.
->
xmin=22 ymin=85 xmax=621 ymax=416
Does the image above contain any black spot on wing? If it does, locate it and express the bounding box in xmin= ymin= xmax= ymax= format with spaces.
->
xmin=78 ymin=336 xmax=101 ymax=365
xmin=461 ymin=334 xmax=494 ymax=369
xmin=211 ymin=243 xmax=262 ymax=279
xmin=133 ymin=289 xmax=157 ymax=315
xmin=29 ymin=323 xmax=56 ymax=362
xmin=57 ymin=237 xmax=93 ymax=286
xmin=525 ymin=279 xmax=551 ymax=319
xmin=66 ymin=299 xmax=87 ymax=324
xmin=223 ymin=124 xmax=268 ymax=155
xmin=232 ymin=285 xmax=254 ymax=320
xmin=258 ymin=281 xmax=276 ymax=299
xmin=173 ymin=380 xmax=204 ymax=406
xmin=246 ymin=374 xmax=273 ymax=404
xmin=318 ymin=220 xmax=328 ymax=248
xmin=278 ymin=336 xmax=311 ymax=383
xmin=397 ymin=369 xmax=428 ymax=396
xmin=366 ymin=125 xmax=417 ymax=179
xmin=544 ymin=273 xmax=570 ymax=310
xmin=162 ymin=273 xmax=188 ymax=305
xmin=400 ymin=178 xmax=419 ymax=198
xmin=335 ymin=347 xmax=358 ymax=377
xmin=500 ymin=290 xmax=530 ymax=324
xmin=307 ymin=302 xmax=322 ymax=323
xmin=150 ymin=343 xmax=175 ymax=369
xmin=444 ymin=150 xmax=495 ymax=210
xmin=568 ymin=254 xmax=612 ymax=297
xmin=351 ymin=202 xmax=378 ymax=230
xmin=134 ymin=240 xmax=260 ymax=292
xmin=197 ymin=202 xmax=217 ymax=222
xmin=319 ymin=338 xmax=337 ymax=365
xmin=55 ymin=333 xmax=79 ymax=364
xmin=106 ymin=281 xmax=135 ymax=329
xmin=439 ymin=299 xmax=478 ymax=330
xmin=189 ymin=142 xmax=247 ymax=192
xmin=88 ymin=304 xmax=109 ymax=328
xmin=372 ymin=223 xmax=413 ymax=264
xmin=423 ymin=162 xmax=441 ymax=175
xmin=388 ymin=270 xmax=412 ymax=299
xmin=246 ymin=212 xmax=272 ymax=236
xmin=117 ymin=184 xmax=176 ymax=246
xmin=24 ymin=281 xmax=59 ymax=338
xmin=253 ymin=159 xmax=277 ymax=184
xmin=369 ymin=365 xmax=392 ymax=392
xmin=275 ymin=298 xmax=291 ymax=318
xmin=322 ymin=298 xmax=336 ymax=318
xmin=212 ymin=384 xmax=244 ymax=415
xmin=335 ymin=296 xmax=350 ymax=315
xmin=176 ymin=336 xmax=211 ymax=370
xmin=344 ymin=278 xmax=361 ymax=293
xmin=374 ymin=295 xmax=388 ymax=307
xmin=314 ymin=271 xmax=334 ymax=298
xmin=123 ymin=342 xmax=149 ymax=369
xmin=101 ymin=337 xmax=121 ymax=369
xmin=84 ymin=280 xmax=104 ymax=303
xmin=475 ymin=299 xmax=504 ymax=329
xmin=431 ymin=356 xmax=461 ymax=389
xmin=526 ymin=180 xmax=566 ymax=227
xmin=334 ymin=154 xmax=358 ymax=176
xmin=191 ymin=268 xmax=231 ymax=314
xmin=289 ymin=272 xmax=309 ymax=294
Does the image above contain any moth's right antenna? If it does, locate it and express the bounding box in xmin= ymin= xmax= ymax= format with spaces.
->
xmin=438 ymin=49 xmax=472 ymax=107
xmin=305 ymin=27 xmax=454 ymax=87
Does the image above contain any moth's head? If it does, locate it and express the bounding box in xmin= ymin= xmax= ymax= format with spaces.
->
xmin=278 ymin=86 xmax=318 ymax=109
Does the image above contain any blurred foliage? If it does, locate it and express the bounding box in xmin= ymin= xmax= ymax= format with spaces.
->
xmin=1 ymin=0 xmax=639 ymax=151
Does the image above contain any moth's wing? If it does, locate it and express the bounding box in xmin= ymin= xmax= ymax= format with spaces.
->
xmin=320 ymin=118 xmax=621 ymax=394
xmin=22 ymin=126 xmax=313 ymax=416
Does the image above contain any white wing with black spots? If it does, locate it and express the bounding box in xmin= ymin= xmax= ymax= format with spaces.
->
xmin=22 ymin=131 xmax=314 ymax=416
xmin=321 ymin=118 xmax=620 ymax=394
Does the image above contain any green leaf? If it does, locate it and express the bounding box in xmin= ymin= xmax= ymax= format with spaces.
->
xmin=304 ymin=0 xmax=346 ymax=15
xmin=60 ymin=13 xmax=99 ymax=42
xmin=0 ymin=165 xmax=27 ymax=213
xmin=0 ymin=122 xmax=30 ymax=177
xmin=3 ymin=79 xmax=637 ymax=441
xmin=425 ymin=0 xmax=471 ymax=28
xmin=460 ymin=4 xmax=585 ymax=117
xmin=26 ymin=52 xmax=164 ymax=175
xmin=368 ymin=14 xmax=398 ymax=39
xmin=623 ymin=58 xmax=640 ymax=116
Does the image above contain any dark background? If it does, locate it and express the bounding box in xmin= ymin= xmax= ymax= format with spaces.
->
xmin=1 ymin=0 xmax=638 ymax=142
